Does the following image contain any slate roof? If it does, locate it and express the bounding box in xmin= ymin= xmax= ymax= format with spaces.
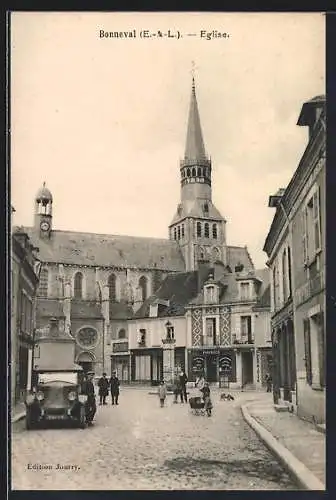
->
xmin=227 ymin=246 xmax=254 ymax=272
xmin=36 ymin=299 xmax=65 ymax=318
xmin=184 ymin=79 xmax=208 ymax=161
xmin=253 ymin=268 xmax=271 ymax=309
xmin=19 ymin=227 xmax=185 ymax=271
xmin=71 ymin=301 xmax=104 ymax=319
xmin=170 ymin=199 xmax=224 ymax=225
xmin=134 ymin=271 xmax=202 ymax=318
xmin=109 ymin=301 xmax=134 ymax=320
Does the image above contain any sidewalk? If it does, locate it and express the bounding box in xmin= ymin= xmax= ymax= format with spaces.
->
xmin=241 ymin=398 xmax=325 ymax=490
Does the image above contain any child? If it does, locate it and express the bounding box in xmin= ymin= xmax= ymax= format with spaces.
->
xmin=158 ymin=380 xmax=167 ymax=408
xmin=201 ymin=382 xmax=213 ymax=417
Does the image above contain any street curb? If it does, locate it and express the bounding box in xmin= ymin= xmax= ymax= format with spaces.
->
xmin=241 ymin=404 xmax=325 ymax=491
xmin=12 ymin=411 xmax=26 ymax=424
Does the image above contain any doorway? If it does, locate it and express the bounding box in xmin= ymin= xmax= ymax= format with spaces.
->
xmin=206 ymin=355 xmax=218 ymax=382
xmin=242 ymin=351 xmax=254 ymax=385
xmin=78 ymin=361 xmax=93 ymax=374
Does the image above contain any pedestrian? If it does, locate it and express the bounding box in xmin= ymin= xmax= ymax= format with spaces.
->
xmin=158 ymin=380 xmax=167 ymax=408
xmin=109 ymin=370 xmax=120 ymax=405
xmin=81 ymin=371 xmax=97 ymax=426
xmin=98 ymin=372 xmax=109 ymax=405
xmin=201 ymin=381 xmax=213 ymax=417
xmin=195 ymin=373 xmax=205 ymax=391
xmin=173 ymin=378 xmax=182 ymax=404
xmin=265 ymin=372 xmax=272 ymax=392
xmin=179 ymin=369 xmax=188 ymax=403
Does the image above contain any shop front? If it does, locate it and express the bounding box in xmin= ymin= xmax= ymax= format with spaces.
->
xmin=187 ymin=348 xmax=236 ymax=384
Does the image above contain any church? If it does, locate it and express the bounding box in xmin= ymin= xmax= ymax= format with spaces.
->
xmin=20 ymin=77 xmax=271 ymax=388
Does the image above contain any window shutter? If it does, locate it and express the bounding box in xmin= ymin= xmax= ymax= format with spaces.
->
xmin=302 ymin=209 xmax=308 ymax=264
xmin=313 ymin=187 xmax=321 ymax=252
xmin=303 ymin=319 xmax=312 ymax=385
xmin=317 ymin=312 xmax=325 ymax=387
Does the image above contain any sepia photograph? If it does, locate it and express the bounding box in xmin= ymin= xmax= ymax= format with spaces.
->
xmin=10 ymin=11 xmax=325 ymax=490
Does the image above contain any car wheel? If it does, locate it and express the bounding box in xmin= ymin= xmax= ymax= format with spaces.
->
xmin=79 ymin=406 xmax=86 ymax=429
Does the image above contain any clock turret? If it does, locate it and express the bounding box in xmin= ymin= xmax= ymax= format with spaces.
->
xmin=34 ymin=182 xmax=53 ymax=239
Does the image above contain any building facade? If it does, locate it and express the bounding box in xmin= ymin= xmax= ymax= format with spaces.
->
xmin=16 ymin=78 xmax=271 ymax=385
xmin=264 ymin=95 xmax=326 ymax=423
xmin=11 ymin=228 xmax=40 ymax=405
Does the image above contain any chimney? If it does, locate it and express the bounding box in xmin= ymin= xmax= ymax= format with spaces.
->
xmin=197 ymin=259 xmax=211 ymax=292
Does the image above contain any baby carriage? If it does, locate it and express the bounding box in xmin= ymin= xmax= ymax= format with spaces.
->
xmin=189 ymin=396 xmax=213 ymax=416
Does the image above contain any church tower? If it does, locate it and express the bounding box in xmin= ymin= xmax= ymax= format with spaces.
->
xmin=169 ymin=77 xmax=227 ymax=271
xmin=34 ymin=182 xmax=53 ymax=239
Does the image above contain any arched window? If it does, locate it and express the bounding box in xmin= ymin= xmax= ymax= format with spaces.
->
xmin=203 ymin=167 xmax=206 ymax=177
xmin=204 ymin=223 xmax=209 ymax=238
xmin=197 ymin=167 xmax=202 ymax=176
xmin=181 ymin=224 xmax=185 ymax=238
xmin=108 ymin=274 xmax=117 ymax=303
xmin=197 ymin=222 xmax=202 ymax=237
xmin=212 ymin=223 xmax=217 ymax=239
xmin=74 ymin=272 xmax=83 ymax=299
xmin=192 ymin=167 xmax=196 ymax=177
xmin=139 ymin=276 xmax=147 ymax=301
xmin=212 ymin=247 xmax=220 ymax=261
xmin=118 ymin=328 xmax=126 ymax=339
xmin=187 ymin=168 xmax=191 ymax=177
xmin=174 ymin=227 xmax=177 ymax=240
xmin=38 ymin=268 xmax=48 ymax=297
xmin=178 ymin=226 xmax=181 ymax=239
xmin=199 ymin=247 xmax=205 ymax=260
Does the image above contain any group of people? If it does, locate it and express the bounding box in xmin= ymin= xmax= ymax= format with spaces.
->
xmin=157 ymin=370 xmax=213 ymax=415
xmin=97 ymin=372 xmax=121 ymax=405
xmin=80 ymin=370 xmax=120 ymax=426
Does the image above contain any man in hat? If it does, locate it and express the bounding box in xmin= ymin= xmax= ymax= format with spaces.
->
xmin=109 ymin=370 xmax=120 ymax=405
xmin=98 ymin=372 xmax=109 ymax=405
xmin=82 ymin=371 xmax=97 ymax=425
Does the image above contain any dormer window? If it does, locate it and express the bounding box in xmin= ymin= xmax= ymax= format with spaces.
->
xmin=203 ymin=202 xmax=209 ymax=214
xmin=139 ymin=329 xmax=146 ymax=346
xmin=165 ymin=321 xmax=175 ymax=340
xmin=240 ymin=282 xmax=250 ymax=301
xmin=205 ymin=284 xmax=217 ymax=304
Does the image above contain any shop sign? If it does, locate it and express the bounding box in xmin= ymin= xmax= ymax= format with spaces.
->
xmin=202 ymin=349 xmax=220 ymax=355
xmin=113 ymin=342 xmax=129 ymax=353
xmin=192 ymin=356 xmax=204 ymax=372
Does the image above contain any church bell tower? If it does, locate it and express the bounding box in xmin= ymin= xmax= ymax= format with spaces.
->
xmin=169 ymin=77 xmax=227 ymax=271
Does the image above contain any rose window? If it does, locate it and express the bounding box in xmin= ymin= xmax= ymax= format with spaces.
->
xmin=76 ymin=327 xmax=98 ymax=348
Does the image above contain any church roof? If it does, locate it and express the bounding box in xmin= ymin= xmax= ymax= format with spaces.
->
xmin=184 ymin=78 xmax=208 ymax=162
xmin=19 ymin=227 xmax=185 ymax=271
xmin=134 ymin=271 xmax=201 ymax=318
xmin=71 ymin=300 xmax=104 ymax=319
xmin=226 ymin=246 xmax=254 ymax=271
xmin=170 ymin=199 xmax=224 ymax=226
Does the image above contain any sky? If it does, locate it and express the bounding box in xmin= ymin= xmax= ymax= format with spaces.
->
xmin=10 ymin=12 xmax=325 ymax=269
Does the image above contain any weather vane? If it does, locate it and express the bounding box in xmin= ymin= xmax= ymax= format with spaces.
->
xmin=191 ymin=60 xmax=198 ymax=79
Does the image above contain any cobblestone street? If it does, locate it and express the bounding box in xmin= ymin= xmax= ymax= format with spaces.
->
xmin=12 ymin=388 xmax=298 ymax=490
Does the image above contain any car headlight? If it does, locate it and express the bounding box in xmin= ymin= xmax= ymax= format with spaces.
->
xmin=78 ymin=394 xmax=88 ymax=404
xmin=36 ymin=391 xmax=45 ymax=401
xmin=68 ymin=391 xmax=77 ymax=401
xmin=26 ymin=393 xmax=35 ymax=404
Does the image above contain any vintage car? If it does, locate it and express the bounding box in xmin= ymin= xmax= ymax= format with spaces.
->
xmin=25 ymin=363 xmax=88 ymax=430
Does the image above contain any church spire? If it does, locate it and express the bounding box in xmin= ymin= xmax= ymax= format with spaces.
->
xmin=184 ymin=76 xmax=207 ymax=161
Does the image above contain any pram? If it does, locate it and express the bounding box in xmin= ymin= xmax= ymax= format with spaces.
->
xmin=189 ymin=396 xmax=205 ymax=415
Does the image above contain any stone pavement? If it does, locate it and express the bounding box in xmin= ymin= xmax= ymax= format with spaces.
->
xmin=11 ymin=402 xmax=26 ymax=424
xmin=11 ymin=387 xmax=298 ymax=490
xmin=241 ymin=399 xmax=325 ymax=490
